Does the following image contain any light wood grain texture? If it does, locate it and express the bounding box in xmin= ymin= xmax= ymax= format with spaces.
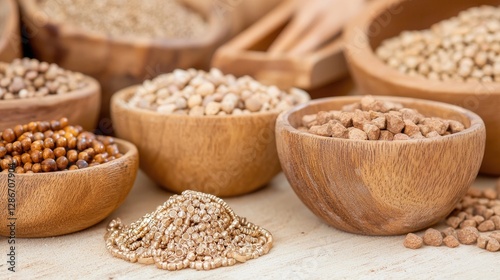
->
xmin=343 ymin=0 xmax=500 ymax=175
xmin=0 ymin=0 xmax=22 ymax=62
xmin=4 ymin=172 xmax=499 ymax=279
xmin=276 ymin=96 xmax=486 ymax=235
xmin=211 ymin=0 xmax=349 ymax=90
xmin=17 ymin=0 xmax=230 ymax=120
xmin=111 ymin=86 xmax=286 ymax=197
xmin=0 ymin=75 xmax=101 ymax=131
xmin=0 ymin=138 xmax=139 ymax=238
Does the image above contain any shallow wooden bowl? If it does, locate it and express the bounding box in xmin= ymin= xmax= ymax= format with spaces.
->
xmin=0 ymin=0 xmax=22 ymax=61
xmin=276 ymin=96 xmax=486 ymax=235
xmin=111 ymin=86 xmax=308 ymax=197
xmin=344 ymin=0 xmax=500 ymax=175
xmin=0 ymin=74 xmax=101 ymax=131
xmin=0 ymin=138 xmax=139 ymax=237
xmin=17 ymin=0 xmax=230 ymax=120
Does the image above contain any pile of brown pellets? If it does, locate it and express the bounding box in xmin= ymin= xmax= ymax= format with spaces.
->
xmin=376 ymin=5 xmax=500 ymax=83
xmin=127 ymin=68 xmax=310 ymax=116
xmin=39 ymin=0 xmax=207 ymax=39
xmin=300 ymin=96 xmax=465 ymax=140
xmin=0 ymin=118 xmax=122 ymax=173
xmin=0 ymin=58 xmax=87 ymax=100
xmin=404 ymin=180 xmax=500 ymax=252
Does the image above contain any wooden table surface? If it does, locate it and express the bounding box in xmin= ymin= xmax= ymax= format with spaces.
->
xmin=2 ymin=170 xmax=498 ymax=279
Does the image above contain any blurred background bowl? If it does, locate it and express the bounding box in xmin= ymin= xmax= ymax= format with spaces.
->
xmin=0 ymin=0 xmax=22 ymax=62
xmin=0 ymin=74 xmax=101 ymax=131
xmin=111 ymin=86 xmax=307 ymax=197
xmin=276 ymin=96 xmax=485 ymax=235
xmin=0 ymin=138 xmax=139 ymax=237
xmin=344 ymin=0 xmax=500 ymax=175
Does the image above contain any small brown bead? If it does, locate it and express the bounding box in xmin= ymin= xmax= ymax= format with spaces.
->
xmin=2 ymin=128 xmax=16 ymax=143
xmin=38 ymin=121 xmax=51 ymax=132
xmin=21 ymin=153 xmax=32 ymax=164
xmin=32 ymin=163 xmax=42 ymax=173
xmin=23 ymin=162 xmax=32 ymax=171
xmin=15 ymin=166 xmax=25 ymax=173
xmin=69 ymin=165 xmax=79 ymax=171
xmin=42 ymin=148 xmax=55 ymax=160
xmin=56 ymin=136 xmax=68 ymax=148
xmin=5 ymin=143 xmax=13 ymax=153
xmin=59 ymin=117 xmax=69 ymax=128
xmin=403 ymin=233 xmax=423 ymax=249
xmin=94 ymin=153 xmax=108 ymax=164
xmin=21 ymin=138 xmax=32 ymax=152
xmin=51 ymin=133 xmax=61 ymax=141
xmin=44 ymin=130 xmax=54 ymax=139
xmin=31 ymin=140 xmax=44 ymax=151
xmin=107 ymin=144 xmax=119 ymax=156
xmin=67 ymin=137 xmax=77 ymax=149
xmin=0 ymin=146 xmax=6 ymax=158
xmin=28 ymin=122 xmax=38 ymax=132
xmin=93 ymin=141 xmax=105 ymax=154
xmin=77 ymin=138 xmax=88 ymax=151
xmin=53 ymin=147 xmax=66 ymax=158
xmin=84 ymin=148 xmax=95 ymax=158
xmin=74 ymin=125 xmax=83 ymax=134
xmin=41 ymin=159 xmax=57 ymax=172
xmin=56 ymin=156 xmax=69 ymax=170
xmin=44 ymin=138 xmax=55 ymax=149
xmin=12 ymin=155 xmax=21 ymax=167
xmin=12 ymin=141 xmax=22 ymax=153
xmin=33 ymin=132 xmax=45 ymax=141
xmin=67 ymin=150 xmax=78 ymax=163
xmin=30 ymin=150 xmax=43 ymax=163
xmin=76 ymin=159 xmax=89 ymax=169
xmin=78 ymin=151 xmax=89 ymax=162
xmin=443 ymin=235 xmax=460 ymax=248
xmin=50 ymin=120 xmax=61 ymax=130
xmin=13 ymin=125 xmax=24 ymax=138
xmin=1 ymin=159 xmax=11 ymax=170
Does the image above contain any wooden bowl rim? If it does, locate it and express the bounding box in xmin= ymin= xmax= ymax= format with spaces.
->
xmin=278 ymin=95 xmax=485 ymax=144
xmin=112 ymin=85 xmax=311 ymax=120
xmin=343 ymin=0 xmax=500 ymax=94
xmin=0 ymin=0 xmax=19 ymax=50
xmin=0 ymin=74 xmax=100 ymax=108
xmin=0 ymin=137 xmax=138 ymax=178
xmin=19 ymin=0 xmax=229 ymax=48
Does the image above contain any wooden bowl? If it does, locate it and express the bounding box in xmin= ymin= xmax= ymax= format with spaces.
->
xmin=111 ymin=86 xmax=308 ymax=197
xmin=0 ymin=138 xmax=139 ymax=237
xmin=276 ymin=96 xmax=486 ymax=235
xmin=343 ymin=0 xmax=500 ymax=175
xmin=0 ymin=0 xmax=22 ymax=62
xmin=17 ymin=0 xmax=230 ymax=120
xmin=0 ymin=75 xmax=101 ymax=131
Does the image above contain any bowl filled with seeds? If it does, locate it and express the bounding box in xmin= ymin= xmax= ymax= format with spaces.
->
xmin=344 ymin=0 xmax=500 ymax=175
xmin=17 ymin=0 xmax=230 ymax=119
xmin=276 ymin=96 xmax=486 ymax=235
xmin=111 ymin=68 xmax=310 ymax=197
xmin=0 ymin=58 xmax=101 ymax=131
xmin=0 ymin=0 xmax=21 ymax=62
xmin=0 ymin=118 xmax=139 ymax=237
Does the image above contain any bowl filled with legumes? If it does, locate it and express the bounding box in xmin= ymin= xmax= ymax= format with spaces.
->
xmin=0 ymin=58 xmax=101 ymax=131
xmin=344 ymin=0 xmax=500 ymax=175
xmin=17 ymin=0 xmax=230 ymax=119
xmin=111 ymin=68 xmax=310 ymax=197
xmin=0 ymin=118 xmax=139 ymax=237
xmin=276 ymin=95 xmax=486 ymax=235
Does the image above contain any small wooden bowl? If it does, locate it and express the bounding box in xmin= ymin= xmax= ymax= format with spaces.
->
xmin=0 ymin=0 xmax=22 ymax=62
xmin=276 ymin=96 xmax=486 ymax=235
xmin=111 ymin=86 xmax=308 ymax=197
xmin=343 ymin=0 xmax=500 ymax=175
xmin=0 ymin=74 xmax=101 ymax=131
xmin=0 ymin=138 xmax=139 ymax=238
xmin=18 ymin=0 xmax=230 ymax=119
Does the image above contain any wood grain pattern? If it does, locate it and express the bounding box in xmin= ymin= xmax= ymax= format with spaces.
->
xmin=111 ymin=86 xmax=283 ymax=197
xmin=0 ymin=76 xmax=101 ymax=131
xmin=276 ymin=96 xmax=486 ymax=235
xmin=211 ymin=0 xmax=348 ymax=90
xmin=0 ymin=0 xmax=22 ymax=62
xmin=0 ymin=138 xmax=139 ymax=238
xmin=17 ymin=0 xmax=230 ymax=119
xmin=343 ymin=0 xmax=500 ymax=175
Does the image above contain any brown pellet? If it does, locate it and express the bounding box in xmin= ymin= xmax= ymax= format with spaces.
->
xmin=457 ymin=227 xmax=479 ymax=245
xmin=23 ymin=162 xmax=32 ymax=171
xmin=67 ymin=150 xmax=78 ymax=163
xmin=403 ymin=233 xmax=423 ymax=249
xmin=30 ymin=150 xmax=42 ymax=163
xmin=76 ymin=159 xmax=89 ymax=169
xmin=486 ymin=238 xmax=500 ymax=252
xmin=443 ymin=235 xmax=460 ymax=248
xmin=41 ymin=159 xmax=57 ymax=172
xmin=2 ymin=128 xmax=15 ymax=143
xmin=31 ymin=163 xmax=41 ymax=173
xmin=43 ymin=138 xmax=55 ymax=149
xmin=423 ymin=228 xmax=443 ymax=246
xmin=56 ymin=156 xmax=69 ymax=170
xmin=42 ymin=148 xmax=55 ymax=160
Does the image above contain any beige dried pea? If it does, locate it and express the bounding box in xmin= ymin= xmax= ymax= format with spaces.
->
xmin=404 ymin=233 xmax=423 ymax=249
xmin=423 ymin=228 xmax=443 ymax=246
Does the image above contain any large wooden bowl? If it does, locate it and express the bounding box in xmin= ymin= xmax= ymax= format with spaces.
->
xmin=276 ymin=96 xmax=486 ymax=235
xmin=0 ymin=0 xmax=21 ymax=62
xmin=344 ymin=0 xmax=500 ymax=175
xmin=0 ymin=138 xmax=139 ymax=237
xmin=0 ymin=75 xmax=101 ymax=131
xmin=111 ymin=86 xmax=305 ymax=197
xmin=17 ymin=0 xmax=230 ymax=120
